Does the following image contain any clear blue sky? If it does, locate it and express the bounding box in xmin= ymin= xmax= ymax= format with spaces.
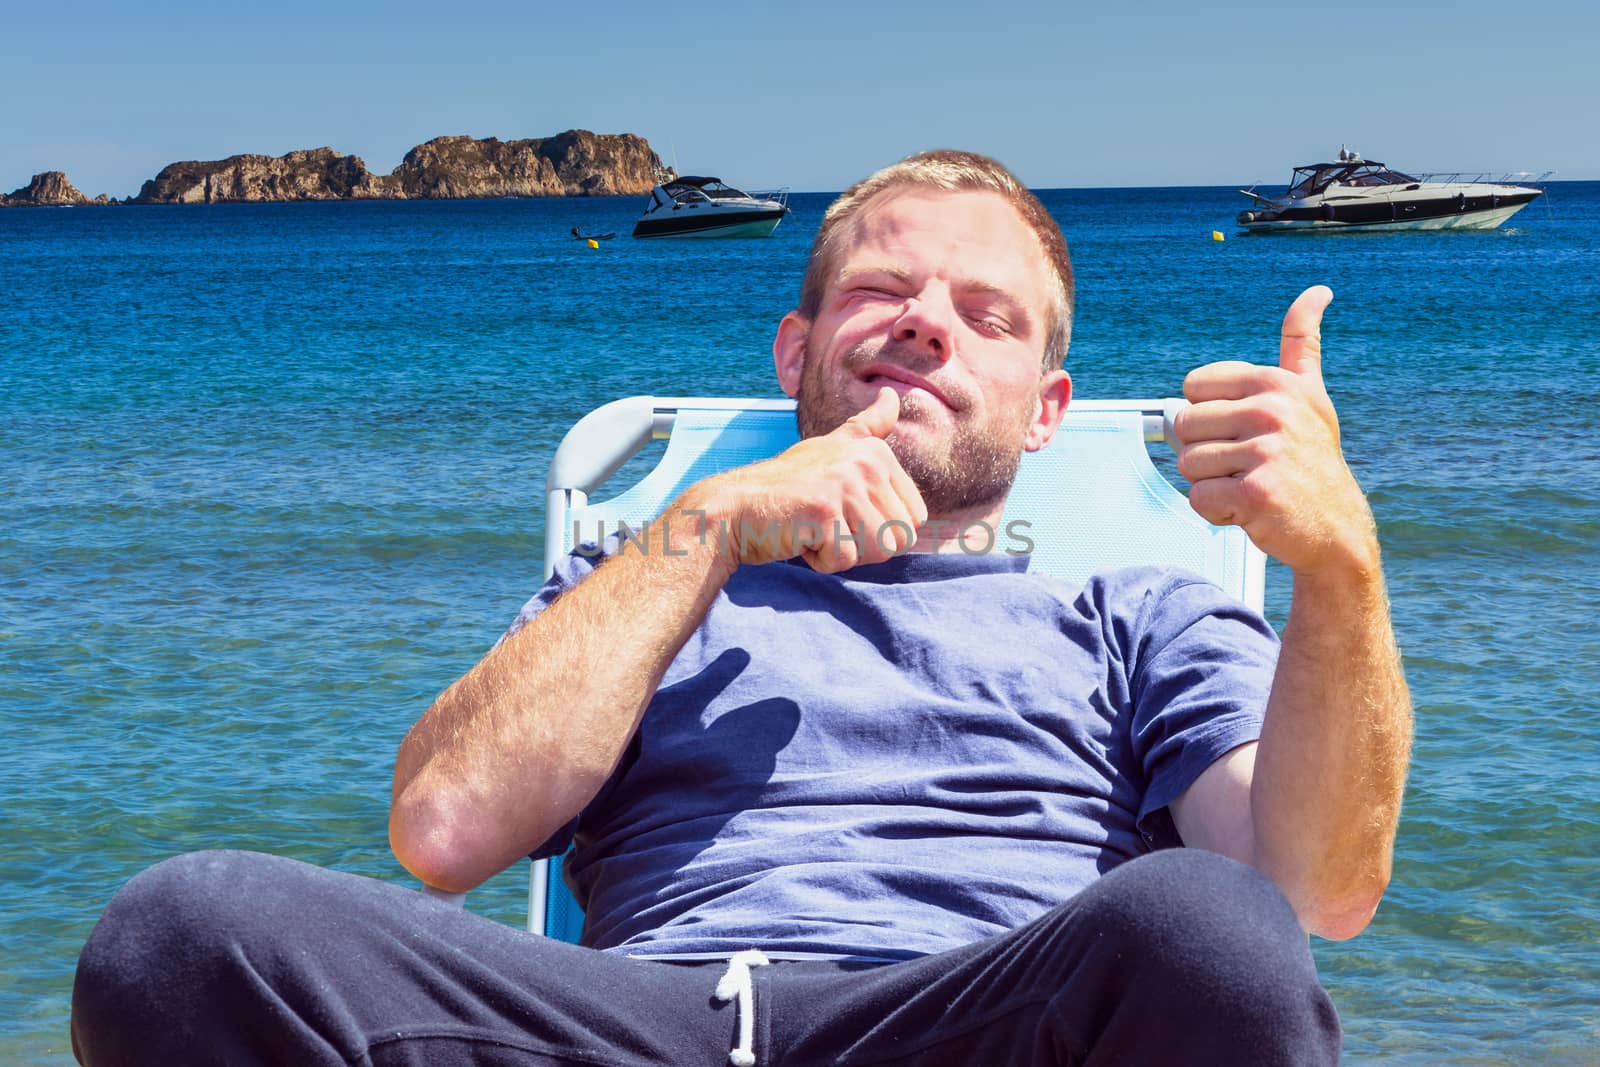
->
xmin=4 ymin=0 xmax=1592 ymax=199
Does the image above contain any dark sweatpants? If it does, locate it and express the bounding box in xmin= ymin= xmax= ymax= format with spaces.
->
xmin=71 ymin=848 xmax=1339 ymax=1066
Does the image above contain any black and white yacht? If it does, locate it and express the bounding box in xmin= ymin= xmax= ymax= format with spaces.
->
xmin=631 ymin=176 xmax=790 ymax=239
xmin=1237 ymin=148 xmax=1546 ymax=233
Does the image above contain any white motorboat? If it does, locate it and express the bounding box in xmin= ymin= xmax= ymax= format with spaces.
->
xmin=631 ymin=176 xmax=790 ymax=239
xmin=1237 ymin=148 xmax=1546 ymax=233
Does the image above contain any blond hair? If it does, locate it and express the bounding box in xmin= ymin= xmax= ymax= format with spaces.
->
xmin=798 ymin=150 xmax=1074 ymax=370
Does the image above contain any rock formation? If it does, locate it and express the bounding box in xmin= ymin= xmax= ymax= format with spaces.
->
xmin=0 ymin=171 xmax=114 ymax=207
xmin=387 ymin=131 xmax=666 ymax=198
xmin=4 ymin=131 xmax=666 ymax=207
xmin=132 ymin=147 xmax=383 ymax=204
xmin=127 ymin=130 xmax=665 ymax=205
xmin=4 ymin=131 xmax=667 ymax=208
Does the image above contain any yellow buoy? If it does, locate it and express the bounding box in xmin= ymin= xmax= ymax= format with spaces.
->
xmin=587 ymin=238 xmax=600 ymax=249
xmin=1211 ymin=230 xmax=1225 ymax=242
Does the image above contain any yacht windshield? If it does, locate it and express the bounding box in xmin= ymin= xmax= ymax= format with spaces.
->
xmin=1344 ymin=163 xmax=1417 ymax=187
xmin=1287 ymin=161 xmax=1416 ymax=197
xmin=1287 ymin=166 xmax=1341 ymax=198
xmin=663 ymin=182 xmax=713 ymax=203
xmin=662 ymin=178 xmax=755 ymax=203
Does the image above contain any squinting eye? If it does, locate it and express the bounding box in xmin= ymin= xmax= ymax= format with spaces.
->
xmin=835 ymin=288 xmax=895 ymax=313
xmin=970 ymin=315 xmax=1011 ymax=336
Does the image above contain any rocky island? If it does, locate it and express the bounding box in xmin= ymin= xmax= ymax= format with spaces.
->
xmin=0 ymin=171 xmax=116 ymax=207
xmin=0 ymin=130 xmax=668 ymax=207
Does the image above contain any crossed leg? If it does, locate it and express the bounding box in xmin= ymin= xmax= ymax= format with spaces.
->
xmin=72 ymin=848 xmax=1337 ymax=1066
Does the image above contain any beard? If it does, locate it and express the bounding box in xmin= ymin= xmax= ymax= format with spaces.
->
xmin=794 ymin=338 xmax=1034 ymax=516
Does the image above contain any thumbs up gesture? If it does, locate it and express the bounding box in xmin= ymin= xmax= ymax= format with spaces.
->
xmin=1173 ymin=286 xmax=1381 ymax=579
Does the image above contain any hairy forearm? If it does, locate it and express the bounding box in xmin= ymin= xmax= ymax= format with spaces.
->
xmin=1252 ymin=559 xmax=1412 ymax=939
xmin=390 ymin=497 xmax=735 ymax=892
xmin=387 ymin=392 xmax=927 ymax=893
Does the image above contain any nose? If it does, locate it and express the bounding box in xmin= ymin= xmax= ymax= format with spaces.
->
xmin=891 ymin=289 xmax=955 ymax=363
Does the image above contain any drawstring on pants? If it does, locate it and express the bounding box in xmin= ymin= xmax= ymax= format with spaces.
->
xmin=714 ymin=949 xmax=770 ymax=1067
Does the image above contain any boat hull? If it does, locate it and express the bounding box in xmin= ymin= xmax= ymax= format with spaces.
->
xmin=1240 ymin=189 xmax=1539 ymax=234
xmin=632 ymin=209 xmax=788 ymax=239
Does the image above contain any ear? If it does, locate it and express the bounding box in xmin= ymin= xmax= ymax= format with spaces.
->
xmin=773 ymin=311 xmax=810 ymax=398
xmin=1023 ymin=369 xmax=1072 ymax=452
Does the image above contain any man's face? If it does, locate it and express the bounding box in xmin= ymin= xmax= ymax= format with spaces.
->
xmin=778 ymin=188 xmax=1068 ymax=515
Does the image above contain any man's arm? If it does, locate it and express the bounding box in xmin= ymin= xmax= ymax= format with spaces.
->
xmin=1168 ymin=286 xmax=1413 ymax=940
xmin=389 ymin=388 xmax=925 ymax=893
xmin=389 ymin=511 xmax=736 ymax=894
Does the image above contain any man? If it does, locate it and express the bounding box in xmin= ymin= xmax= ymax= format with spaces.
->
xmin=73 ymin=151 xmax=1410 ymax=1066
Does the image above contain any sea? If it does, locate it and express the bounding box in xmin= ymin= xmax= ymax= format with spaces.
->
xmin=3 ymin=183 xmax=1597 ymax=1064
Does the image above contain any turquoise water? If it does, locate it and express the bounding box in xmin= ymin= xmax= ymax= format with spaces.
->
xmin=4 ymin=186 xmax=1597 ymax=1064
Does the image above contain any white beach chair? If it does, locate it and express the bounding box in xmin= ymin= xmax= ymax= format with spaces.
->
xmin=519 ymin=395 xmax=1266 ymax=940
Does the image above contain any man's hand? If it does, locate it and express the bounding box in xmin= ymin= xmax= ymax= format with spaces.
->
xmin=1169 ymin=286 xmax=1411 ymax=940
xmin=692 ymin=387 xmax=928 ymax=573
xmin=1174 ymin=286 xmax=1379 ymax=579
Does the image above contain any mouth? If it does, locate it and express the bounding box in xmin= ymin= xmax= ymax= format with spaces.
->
xmin=858 ymin=365 xmax=953 ymax=410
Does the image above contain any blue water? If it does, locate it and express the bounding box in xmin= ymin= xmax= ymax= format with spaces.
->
xmin=3 ymin=185 xmax=1597 ymax=1064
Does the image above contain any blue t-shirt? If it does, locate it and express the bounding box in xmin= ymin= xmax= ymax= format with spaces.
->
xmin=509 ymin=547 xmax=1277 ymax=961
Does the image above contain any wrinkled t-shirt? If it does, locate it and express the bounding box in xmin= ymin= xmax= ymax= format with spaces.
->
xmin=507 ymin=547 xmax=1277 ymax=961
